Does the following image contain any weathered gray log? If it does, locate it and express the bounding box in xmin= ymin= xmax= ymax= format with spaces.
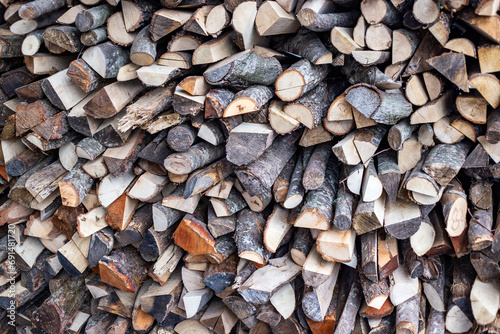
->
xmin=130 ymin=25 xmax=157 ymax=66
xmin=283 ymin=147 xmax=313 ymax=209
xmin=31 ymin=275 xmax=89 ymax=334
xmin=81 ymin=27 xmax=108 ymax=46
xmin=468 ymin=210 xmax=493 ymax=251
xmin=333 ymin=278 xmax=362 ymax=334
xmin=88 ymin=227 xmax=114 ymax=268
xmin=284 ymin=81 xmax=329 ymax=129
xmin=183 ymin=158 xmax=234 ymax=199
xmin=345 ymin=83 xmax=412 ymax=125
xmin=226 ymin=122 xmax=276 ymax=166
xmin=290 ymin=228 xmax=314 ymax=266
xmin=341 ymin=56 xmax=401 ymax=90
xmin=164 ymin=142 xmax=225 ymax=175
xmin=5 ymin=148 xmax=45 ymax=177
xmin=19 ymin=0 xmax=67 ymax=20
xmin=235 ymin=209 xmax=266 ymax=265
xmin=297 ymin=9 xmax=359 ymax=32
xmin=294 ymin=160 xmax=338 ymax=230
xmin=276 ymin=28 xmax=332 ymax=64
xmin=167 ymin=124 xmax=197 ymax=152
xmin=302 ymin=142 xmax=331 ymax=191
xmin=235 ymin=132 xmax=299 ymax=197
xmin=58 ymin=167 xmax=94 ymax=207
xmin=388 ymin=118 xmax=417 ymax=150
xmin=204 ymin=50 xmax=283 ymax=88
xmin=275 ymin=59 xmax=330 ymax=102
xmin=396 ymin=292 xmax=421 ymax=334
xmin=273 ymin=154 xmax=296 ymax=204
xmin=210 ymin=188 xmax=247 ymax=217
xmin=75 ymin=4 xmax=114 ymax=32
xmin=333 ymin=187 xmax=356 ymax=230
xmin=422 ymin=142 xmax=470 ymax=186
xmin=361 ymin=230 xmax=378 ymax=282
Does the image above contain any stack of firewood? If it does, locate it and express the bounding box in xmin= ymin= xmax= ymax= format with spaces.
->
xmin=0 ymin=0 xmax=498 ymax=332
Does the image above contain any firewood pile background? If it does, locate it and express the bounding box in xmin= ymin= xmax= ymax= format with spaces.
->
xmin=0 ymin=0 xmax=498 ymax=332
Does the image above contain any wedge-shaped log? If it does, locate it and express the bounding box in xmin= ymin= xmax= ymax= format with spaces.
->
xmin=238 ymin=256 xmax=301 ymax=305
xmin=99 ymin=246 xmax=148 ymax=293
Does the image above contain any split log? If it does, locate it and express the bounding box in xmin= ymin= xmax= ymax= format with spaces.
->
xmin=235 ymin=132 xmax=299 ymax=197
xmin=377 ymin=150 xmax=400 ymax=204
xmin=81 ymin=42 xmax=129 ymax=79
xmin=297 ymin=9 xmax=359 ymax=32
xmin=294 ymin=161 xmax=338 ymax=230
xmin=224 ymin=85 xmax=273 ymax=117
xmin=42 ymin=69 xmax=88 ymax=110
xmin=31 ymin=275 xmax=88 ymax=334
xmin=76 ymin=4 xmax=113 ymax=32
xmin=238 ymin=256 xmax=301 ymax=305
xmin=352 ymin=194 xmax=385 ymax=235
xmin=361 ymin=0 xmax=401 ymax=26
xmin=441 ymin=179 xmax=469 ymax=257
xmin=84 ymin=80 xmax=144 ymax=119
xmin=235 ymin=209 xmax=266 ymax=265
xmin=456 ymin=94 xmax=487 ymax=124
xmin=317 ymin=226 xmax=356 ymax=262
xmin=345 ymin=84 xmax=412 ymax=125
xmin=333 ymin=278 xmax=362 ymax=334
xmin=302 ymin=262 xmax=340 ymax=322
xmin=19 ymin=0 xmax=67 ymax=20
xmin=99 ymin=246 xmax=148 ymax=293
xmin=470 ymin=277 xmax=499 ymax=325
xmin=122 ymin=0 xmax=159 ymax=32
xmin=302 ymin=246 xmax=336 ymax=288
xmin=255 ymin=1 xmax=300 ymax=36
xmin=173 ymin=211 xmax=217 ymax=258
xmin=263 ymin=204 xmax=291 ymax=253
xmin=389 ymin=266 xmax=420 ymax=307
xmin=392 ymin=29 xmax=419 ymax=64
xmin=468 ymin=73 xmax=500 ymax=109
xmin=192 ymin=31 xmax=238 ymax=65
xmin=67 ymin=59 xmax=103 ymax=93
xmin=365 ymin=23 xmax=393 ymax=51
xmin=332 ymin=131 xmax=362 ymax=166
xmin=164 ymin=142 xmax=225 ymax=175
xmin=275 ymin=59 xmax=329 ymax=102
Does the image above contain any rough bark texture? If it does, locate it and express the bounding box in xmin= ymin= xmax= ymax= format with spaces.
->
xmin=204 ymin=50 xmax=283 ymax=88
xmin=235 ymin=132 xmax=299 ymax=197
xmin=275 ymin=59 xmax=330 ymax=102
xmin=235 ymin=209 xmax=266 ymax=265
xmin=346 ymin=84 xmax=413 ymax=125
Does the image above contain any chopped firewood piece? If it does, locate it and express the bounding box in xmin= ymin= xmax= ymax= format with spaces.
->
xmin=441 ymin=179 xmax=469 ymax=257
xmin=173 ymin=212 xmax=216 ymax=256
xmin=31 ymin=275 xmax=88 ymax=334
xmin=444 ymin=38 xmax=477 ymax=57
xmin=468 ymin=73 xmax=500 ymax=108
xmin=99 ymin=247 xmax=148 ymax=293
